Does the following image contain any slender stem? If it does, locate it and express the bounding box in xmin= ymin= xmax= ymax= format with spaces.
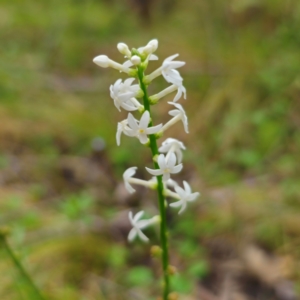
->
xmin=137 ymin=66 xmax=170 ymax=299
xmin=0 ymin=234 xmax=46 ymax=300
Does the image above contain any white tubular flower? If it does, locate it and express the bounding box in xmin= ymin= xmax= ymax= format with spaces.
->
xmin=116 ymin=120 xmax=132 ymax=146
xmin=117 ymin=42 xmax=131 ymax=58
xmin=159 ymin=138 xmax=186 ymax=163
xmin=161 ymin=102 xmax=189 ymax=133
xmin=128 ymin=211 xmax=160 ymax=242
xmin=110 ymin=78 xmax=142 ymax=112
xmin=123 ymin=167 xmax=157 ymax=194
xmin=126 ymin=111 xmax=162 ymax=144
xmin=168 ymin=181 xmax=200 ymax=214
xmin=93 ymin=55 xmax=131 ymax=74
xmin=146 ymin=153 xmax=183 ymax=182
xmin=145 ymin=54 xmax=185 ymax=85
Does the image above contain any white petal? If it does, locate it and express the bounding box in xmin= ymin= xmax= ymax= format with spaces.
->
xmin=116 ymin=123 xmax=122 ymax=146
xmin=178 ymin=202 xmax=187 ymax=214
xmin=171 ymin=164 xmax=183 ymax=174
xmin=128 ymin=228 xmax=137 ymax=241
xmin=124 ymin=166 xmax=137 ymax=179
xmin=157 ymin=154 xmax=167 ymax=169
xmin=162 ymin=173 xmax=170 ymax=182
xmin=125 ymin=181 xmax=136 ymax=194
xmin=187 ymin=192 xmax=200 ymax=202
xmin=123 ymin=60 xmax=133 ymax=68
xmin=146 ymin=124 xmax=162 ymax=134
xmin=138 ymin=133 xmax=148 ymax=144
xmin=164 ymin=54 xmax=179 ymax=63
xmin=127 ymin=113 xmax=139 ymax=131
xmin=183 ymin=181 xmax=191 ymax=194
xmin=169 ymin=200 xmax=183 ymax=208
xmin=149 ymin=54 xmax=158 ymax=60
xmin=137 ymin=229 xmax=149 ymax=242
xmin=167 ymin=152 xmax=176 ymax=167
xmin=133 ymin=210 xmax=144 ymax=223
xmin=139 ymin=111 xmax=150 ymax=129
xmin=145 ymin=167 xmax=163 ymax=176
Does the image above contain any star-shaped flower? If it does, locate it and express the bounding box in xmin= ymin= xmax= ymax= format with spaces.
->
xmin=126 ymin=111 xmax=162 ymax=144
xmin=145 ymin=153 xmax=183 ymax=181
xmin=110 ymin=78 xmax=141 ymax=112
xmin=128 ymin=211 xmax=160 ymax=242
xmin=159 ymin=138 xmax=186 ymax=163
xmin=162 ymin=54 xmax=185 ymax=86
xmin=123 ymin=167 xmax=156 ymax=193
xmin=169 ymin=181 xmax=200 ymax=214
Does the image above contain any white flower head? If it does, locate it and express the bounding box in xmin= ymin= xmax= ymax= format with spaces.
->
xmin=146 ymin=153 xmax=183 ymax=182
xmin=110 ymin=78 xmax=141 ymax=112
xmin=126 ymin=111 xmax=162 ymax=144
xmin=159 ymin=138 xmax=186 ymax=163
xmin=169 ymin=181 xmax=200 ymax=214
xmin=128 ymin=211 xmax=160 ymax=242
xmin=123 ymin=167 xmax=138 ymax=193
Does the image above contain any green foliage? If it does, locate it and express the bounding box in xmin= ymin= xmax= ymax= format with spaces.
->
xmin=59 ymin=192 xmax=94 ymax=221
xmin=126 ymin=266 xmax=153 ymax=287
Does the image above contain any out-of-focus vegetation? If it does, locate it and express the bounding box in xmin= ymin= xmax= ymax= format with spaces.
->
xmin=0 ymin=0 xmax=300 ymax=299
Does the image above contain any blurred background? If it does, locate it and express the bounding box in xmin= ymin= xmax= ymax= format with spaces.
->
xmin=0 ymin=0 xmax=300 ymax=299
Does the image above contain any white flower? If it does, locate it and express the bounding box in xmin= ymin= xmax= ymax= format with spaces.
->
xmin=93 ymin=55 xmax=132 ymax=73
xmin=110 ymin=78 xmax=142 ymax=112
xmin=116 ymin=120 xmax=132 ymax=146
xmin=126 ymin=111 xmax=162 ymax=144
xmin=123 ymin=167 xmax=156 ymax=194
xmin=169 ymin=181 xmax=200 ymax=214
xmin=123 ymin=167 xmax=138 ymax=193
xmin=128 ymin=211 xmax=160 ymax=242
xmin=159 ymin=138 xmax=186 ymax=163
xmin=149 ymin=83 xmax=186 ymax=103
xmin=161 ymin=102 xmax=189 ymax=133
xmin=141 ymin=39 xmax=158 ymax=56
xmin=145 ymin=153 xmax=183 ymax=181
xmin=145 ymin=54 xmax=186 ymax=89
xmin=117 ymin=42 xmax=131 ymax=58
xmin=162 ymin=54 xmax=185 ymax=86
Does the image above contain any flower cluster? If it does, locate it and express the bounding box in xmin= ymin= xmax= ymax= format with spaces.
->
xmin=93 ymin=39 xmax=199 ymax=243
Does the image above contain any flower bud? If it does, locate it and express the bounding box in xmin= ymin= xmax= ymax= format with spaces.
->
xmin=150 ymin=245 xmax=162 ymax=258
xmin=143 ymin=39 xmax=158 ymax=55
xmin=93 ymin=55 xmax=110 ymax=68
xmin=130 ymin=55 xmax=141 ymax=66
xmin=117 ymin=43 xmax=131 ymax=57
xmin=167 ymin=265 xmax=177 ymax=275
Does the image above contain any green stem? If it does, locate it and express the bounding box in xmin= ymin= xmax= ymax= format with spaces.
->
xmin=137 ymin=66 xmax=170 ymax=299
xmin=0 ymin=234 xmax=46 ymax=300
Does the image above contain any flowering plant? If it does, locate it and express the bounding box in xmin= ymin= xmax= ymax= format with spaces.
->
xmin=93 ymin=39 xmax=199 ymax=299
